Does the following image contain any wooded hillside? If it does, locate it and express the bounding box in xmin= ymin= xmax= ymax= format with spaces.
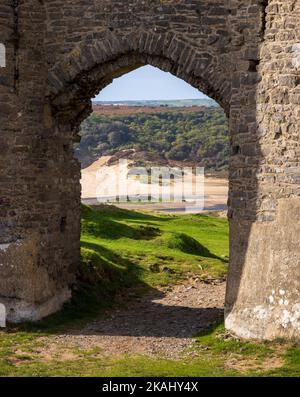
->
xmin=76 ymin=106 xmax=229 ymax=171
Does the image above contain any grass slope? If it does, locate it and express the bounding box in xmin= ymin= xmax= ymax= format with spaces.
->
xmin=0 ymin=205 xmax=299 ymax=377
xmin=80 ymin=204 xmax=229 ymax=287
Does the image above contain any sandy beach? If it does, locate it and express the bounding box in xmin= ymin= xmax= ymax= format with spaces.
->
xmin=81 ymin=156 xmax=228 ymax=213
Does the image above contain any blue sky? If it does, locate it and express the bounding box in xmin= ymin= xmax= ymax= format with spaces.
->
xmin=94 ymin=65 xmax=208 ymax=101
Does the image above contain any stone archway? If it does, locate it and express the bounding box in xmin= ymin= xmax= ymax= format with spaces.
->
xmin=0 ymin=1 xmax=299 ymax=340
xmin=47 ymin=31 xmax=231 ymax=129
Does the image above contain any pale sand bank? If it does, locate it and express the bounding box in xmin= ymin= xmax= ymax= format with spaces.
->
xmin=81 ymin=157 xmax=228 ymax=213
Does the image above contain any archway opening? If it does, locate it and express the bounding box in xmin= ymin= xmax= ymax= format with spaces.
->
xmin=73 ymin=64 xmax=229 ymax=344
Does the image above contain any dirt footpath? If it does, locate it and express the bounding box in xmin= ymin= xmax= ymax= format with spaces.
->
xmin=43 ymin=280 xmax=226 ymax=359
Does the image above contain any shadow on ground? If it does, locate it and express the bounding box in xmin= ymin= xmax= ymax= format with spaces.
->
xmin=80 ymin=292 xmax=224 ymax=339
xmin=13 ymin=239 xmax=225 ymax=340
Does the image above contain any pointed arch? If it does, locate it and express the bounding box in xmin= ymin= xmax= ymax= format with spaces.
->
xmin=46 ymin=31 xmax=231 ymax=128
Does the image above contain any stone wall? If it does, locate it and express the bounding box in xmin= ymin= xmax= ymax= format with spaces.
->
xmin=0 ymin=0 xmax=299 ymax=339
xmin=226 ymin=0 xmax=300 ymax=339
xmin=0 ymin=1 xmax=80 ymax=320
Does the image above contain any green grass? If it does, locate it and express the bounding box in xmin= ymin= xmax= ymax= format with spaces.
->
xmin=0 ymin=324 xmax=299 ymax=377
xmin=81 ymin=203 xmax=229 ymax=283
xmin=0 ymin=204 xmax=299 ymax=377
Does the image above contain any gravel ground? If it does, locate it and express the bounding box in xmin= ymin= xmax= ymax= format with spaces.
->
xmin=44 ymin=279 xmax=226 ymax=359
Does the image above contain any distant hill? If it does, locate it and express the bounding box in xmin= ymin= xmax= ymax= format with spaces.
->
xmin=92 ymin=104 xmax=218 ymax=117
xmin=93 ymin=98 xmax=218 ymax=108
xmin=76 ymin=105 xmax=229 ymax=171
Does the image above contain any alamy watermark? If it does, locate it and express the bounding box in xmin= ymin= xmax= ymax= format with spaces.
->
xmin=93 ymin=159 xmax=205 ymax=212
xmin=0 ymin=303 xmax=6 ymax=327
xmin=0 ymin=43 xmax=6 ymax=68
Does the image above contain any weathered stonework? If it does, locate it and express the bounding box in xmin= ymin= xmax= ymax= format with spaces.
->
xmin=0 ymin=0 xmax=299 ymax=339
